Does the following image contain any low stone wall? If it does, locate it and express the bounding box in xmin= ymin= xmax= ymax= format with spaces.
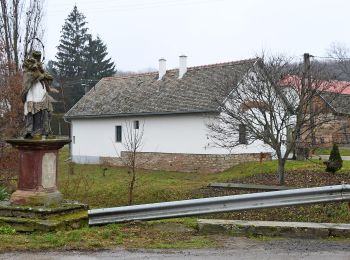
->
xmin=100 ymin=152 xmax=271 ymax=173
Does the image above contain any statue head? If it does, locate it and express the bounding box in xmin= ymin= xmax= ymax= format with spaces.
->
xmin=31 ymin=50 xmax=42 ymax=62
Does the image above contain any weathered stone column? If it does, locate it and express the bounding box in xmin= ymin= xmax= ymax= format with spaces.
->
xmin=6 ymin=139 xmax=70 ymax=206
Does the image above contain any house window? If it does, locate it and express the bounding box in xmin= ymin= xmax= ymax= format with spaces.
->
xmin=286 ymin=127 xmax=293 ymax=143
xmin=320 ymin=137 xmax=325 ymax=144
xmin=263 ymin=125 xmax=269 ymax=144
xmin=239 ymin=124 xmax=247 ymax=144
xmin=73 ymin=136 xmax=75 ymax=144
xmin=134 ymin=120 xmax=139 ymax=130
xmin=115 ymin=125 xmax=122 ymax=142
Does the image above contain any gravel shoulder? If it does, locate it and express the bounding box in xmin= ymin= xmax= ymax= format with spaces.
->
xmin=1 ymin=237 xmax=349 ymax=260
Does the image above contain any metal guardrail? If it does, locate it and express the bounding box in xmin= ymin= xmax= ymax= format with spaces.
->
xmin=88 ymin=184 xmax=350 ymax=225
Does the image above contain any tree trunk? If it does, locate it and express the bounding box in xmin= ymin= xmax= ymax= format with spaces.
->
xmin=278 ymin=159 xmax=286 ymax=185
xmin=128 ymin=169 xmax=136 ymax=205
xmin=12 ymin=0 xmax=20 ymax=72
xmin=1 ymin=0 xmax=12 ymax=74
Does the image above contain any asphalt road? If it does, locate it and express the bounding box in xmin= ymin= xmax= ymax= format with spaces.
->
xmin=1 ymin=237 xmax=349 ymax=260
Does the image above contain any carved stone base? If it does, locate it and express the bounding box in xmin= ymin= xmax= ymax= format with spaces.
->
xmin=10 ymin=190 xmax=63 ymax=206
xmin=6 ymin=138 xmax=70 ymax=206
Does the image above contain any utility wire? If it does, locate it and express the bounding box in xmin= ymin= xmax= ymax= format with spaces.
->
xmin=49 ymin=0 xmax=228 ymax=15
xmin=312 ymin=55 xmax=350 ymax=61
xmin=49 ymin=0 xmax=202 ymax=8
xmin=298 ymin=54 xmax=350 ymax=61
xmin=49 ymin=0 xmax=223 ymax=9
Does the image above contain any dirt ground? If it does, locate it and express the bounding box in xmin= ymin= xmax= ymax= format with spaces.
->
xmin=1 ymin=237 xmax=349 ymax=260
xmin=196 ymin=170 xmax=350 ymax=223
xmin=237 ymin=170 xmax=350 ymax=187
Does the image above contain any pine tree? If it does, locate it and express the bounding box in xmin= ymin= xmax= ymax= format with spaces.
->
xmin=325 ymin=143 xmax=343 ymax=173
xmin=53 ymin=5 xmax=117 ymax=109
xmin=54 ymin=5 xmax=89 ymax=78
xmin=83 ymin=35 xmax=116 ymax=90
xmin=84 ymin=35 xmax=116 ymax=78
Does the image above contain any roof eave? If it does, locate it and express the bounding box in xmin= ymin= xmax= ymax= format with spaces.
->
xmin=64 ymin=110 xmax=219 ymax=120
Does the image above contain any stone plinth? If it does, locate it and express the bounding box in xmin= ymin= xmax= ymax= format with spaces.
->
xmin=6 ymin=138 xmax=70 ymax=206
xmin=0 ymin=200 xmax=88 ymax=232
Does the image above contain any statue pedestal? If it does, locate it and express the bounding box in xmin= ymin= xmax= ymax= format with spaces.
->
xmin=6 ymin=138 xmax=70 ymax=206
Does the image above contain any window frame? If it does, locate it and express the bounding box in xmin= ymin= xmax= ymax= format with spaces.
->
xmin=115 ymin=125 xmax=122 ymax=142
xmin=238 ymin=124 xmax=247 ymax=145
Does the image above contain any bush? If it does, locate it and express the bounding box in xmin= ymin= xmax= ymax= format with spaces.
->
xmin=0 ymin=225 xmax=16 ymax=235
xmin=0 ymin=186 xmax=8 ymax=201
xmin=325 ymin=143 xmax=343 ymax=173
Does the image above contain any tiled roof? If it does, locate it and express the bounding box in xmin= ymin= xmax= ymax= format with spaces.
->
xmin=320 ymin=92 xmax=350 ymax=115
xmin=280 ymin=75 xmax=350 ymax=94
xmin=280 ymin=75 xmax=350 ymax=115
xmin=65 ymin=59 xmax=257 ymax=118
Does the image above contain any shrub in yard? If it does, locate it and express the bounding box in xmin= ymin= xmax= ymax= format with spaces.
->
xmin=325 ymin=143 xmax=343 ymax=173
xmin=0 ymin=225 xmax=15 ymax=235
xmin=0 ymin=186 xmax=8 ymax=201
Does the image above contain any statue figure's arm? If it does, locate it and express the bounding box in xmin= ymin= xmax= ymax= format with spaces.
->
xmin=41 ymin=72 xmax=58 ymax=93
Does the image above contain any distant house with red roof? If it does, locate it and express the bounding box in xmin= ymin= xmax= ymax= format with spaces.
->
xmin=281 ymin=75 xmax=350 ymax=148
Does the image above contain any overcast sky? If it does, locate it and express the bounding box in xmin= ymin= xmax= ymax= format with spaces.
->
xmin=45 ymin=0 xmax=350 ymax=72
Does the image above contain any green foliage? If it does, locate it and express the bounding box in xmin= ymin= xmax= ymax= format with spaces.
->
xmin=0 ymin=186 xmax=8 ymax=201
xmin=83 ymin=35 xmax=116 ymax=90
xmin=52 ymin=5 xmax=116 ymax=109
xmin=54 ymin=5 xmax=89 ymax=78
xmin=67 ymin=230 xmax=82 ymax=242
xmin=325 ymin=143 xmax=343 ymax=173
xmin=0 ymin=225 xmax=15 ymax=235
xmin=57 ymin=144 xmax=350 ymax=208
xmin=314 ymin=147 xmax=350 ymax=156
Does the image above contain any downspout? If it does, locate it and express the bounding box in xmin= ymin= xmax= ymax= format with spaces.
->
xmin=63 ymin=116 xmax=72 ymax=161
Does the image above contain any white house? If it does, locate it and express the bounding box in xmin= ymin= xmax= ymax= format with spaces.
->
xmin=64 ymin=56 xmax=274 ymax=173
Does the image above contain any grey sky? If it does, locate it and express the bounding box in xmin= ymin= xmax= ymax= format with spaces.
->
xmin=45 ymin=0 xmax=350 ymax=71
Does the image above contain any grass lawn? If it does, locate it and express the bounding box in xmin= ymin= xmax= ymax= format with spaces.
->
xmin=0 ymin=219 xmax=216 ymax=251
xmin=1 ymin=147 xmax=350 ymax=251
xmin=58 ymin=147 xmax=348 ymax=208
xmin=314 ymin=146 xmax=350 ymax=156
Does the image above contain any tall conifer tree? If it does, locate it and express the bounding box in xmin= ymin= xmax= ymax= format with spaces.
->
xmin=83 ymin=35 xmax=116 ymax=90
xmin=52 ymin=5 xmax=116 ymax=109
xmin=54 ymin=5 xmax=89 ymax=78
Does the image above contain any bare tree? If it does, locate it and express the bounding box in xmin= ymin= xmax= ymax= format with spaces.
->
xmin=328 ymin=43 xmax=350 ymax=79
xmin=0 ymin=0 xmax=45 ymax=73
xmin=0 ymin=0 xmax=45 ymax=141
xmin=120 ymin=121 xmax=144 ymax=205
xmin=208 ymin=54 xmax=346 ymax=185
xmin=0 ymin=41 xmax=23 ymax=138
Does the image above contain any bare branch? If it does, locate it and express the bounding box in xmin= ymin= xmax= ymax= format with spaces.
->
xmin=208 ymin=53 xmax=348 ymax=185
xmin=118 ymin=121 xmax=145 ymax=205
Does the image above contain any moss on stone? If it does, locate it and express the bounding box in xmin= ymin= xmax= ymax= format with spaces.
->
xmin=0 ymin=208 xmax=88 ymax=232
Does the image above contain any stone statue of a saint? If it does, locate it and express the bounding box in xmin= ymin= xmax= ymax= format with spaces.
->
xmin=21 ymin=51 xmax=57 ymax=138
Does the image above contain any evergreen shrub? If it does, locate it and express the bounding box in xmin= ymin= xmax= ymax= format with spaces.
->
xmin=325 ymin=143 xmax=343 ymax=173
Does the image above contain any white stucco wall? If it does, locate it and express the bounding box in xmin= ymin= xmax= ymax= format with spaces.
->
xmin=71 ymin=113 xmax=274 ymax=164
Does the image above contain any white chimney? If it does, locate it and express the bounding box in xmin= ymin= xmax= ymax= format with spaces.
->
xmin=158 ymin=58 xmax=166 ymax=80
xmin=179 ymin=55 xmax=187 ymax=79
